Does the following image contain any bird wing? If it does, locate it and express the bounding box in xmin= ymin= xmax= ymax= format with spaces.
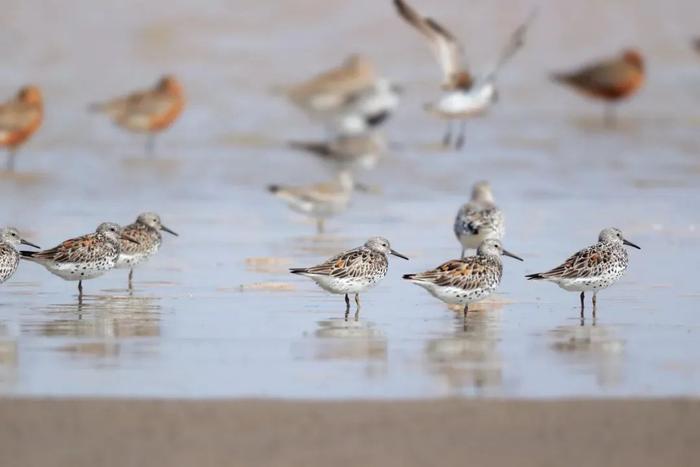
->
xmin=394 ymin=0 xmax=464 ymax=84
xmin=28 ymin=234 xmax=100 ymax=263
xmin=410 ymin=257 xmax=494 ymax=290
xmin=535 ymin=244 xmax=605 ymax=279
xmin=455 ymin=202 xmax=501 ymax=235
xmin=282 ymin=55 xmax=377 ymax=102
xmin=485 ymin=8 xmax=538 ymax=80
xmin=299 ymin=248 xmax=368 ymax=277
xmin=0 ymin=101 xmax=40 ymax=131
xmin=553 ymin=59 xmax=638 ymax=93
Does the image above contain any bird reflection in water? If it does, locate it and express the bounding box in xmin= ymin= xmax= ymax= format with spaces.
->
xmin=0 ymin=323 xmax=18 ymax=389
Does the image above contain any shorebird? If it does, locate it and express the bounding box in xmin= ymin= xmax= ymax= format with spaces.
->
xmin=393 ymin=0 xmax=535 ymax=149
xmin=115 ymin=212 xmax=178 ymax=288
xmin=268 ymin=171 xmax=354 ymax=234
xmin=89 ymin=75 xmax=185 ymax=154
xmin=288 ymin=132 xmax=386 ymax=172
xmin=0 ymin=227 xmax=40 ymax=285
xmin=21 ymin=222 xmax=139 ymax=300
xmin=551 ymin=49 xmax=645 ymax=127
xmin=403 ymin=239 xmax=522 ymax=321
xmin=454 ymin=181 xmax=504 ymax=258
xmin=290 ymin=237 xmax=408 ymax=320
xmin=526 ymin=227 xmax=640 ymax=318
xmin=329 ymin=78 xmax=402 ymax=135
xmin=0 ymin=85 xmax=43 ymax=171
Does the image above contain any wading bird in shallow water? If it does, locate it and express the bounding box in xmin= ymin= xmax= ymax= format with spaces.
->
xmin=526 ymin=227 xmax=640 ymax=319
xmin=89 ymin=75 xmax=185 ymax=155
xmin=290 ymin=237 xmax=408 ymax=321
xmin=21 ymin=223 xmax=139 ymax=301
xmin=268 ymin=171 xmax=354 ymax=234
xmin=0 ymin=85 xmax=43 ymax=172
xmin=393 ymin=0 xmax=535 ymax=150
xmin=551 ymin=49 xmax=644 ymax=127
xmin=115 ymin=213 xmax=178 ymax=289
xmin=404 ymin=239 xmax=522 ymax=324
xmin=0 ymin=227 xmax=40 ymax=285
xmin=454 ymin=181 xmax=504 ymax=258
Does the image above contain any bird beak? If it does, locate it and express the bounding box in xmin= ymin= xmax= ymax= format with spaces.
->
xmin=160 ymin=225 xmax=178 ymax=236
xmin=20 ymin=238 xmax=40 ymax=249
xmin=502 ymin=248 xmax=524 ymax=261
xmin=121 ymin=234 xmax=141 ymax=245
xmin=623 ymin=238 xmax=641 ymax=250
xmin=390 ymin=249 xmax=409 ymax=260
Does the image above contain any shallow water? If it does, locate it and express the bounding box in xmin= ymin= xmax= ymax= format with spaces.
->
xmin=0 ymin=0 xmax=699 ymax=398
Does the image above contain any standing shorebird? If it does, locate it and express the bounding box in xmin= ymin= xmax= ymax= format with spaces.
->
xmin=403 ymin=239 xmax=522 ymax=322
xmin=526 ymin=227 xmax=641 ymax=318
xmin=89 ymin=75 xmax=185 ymax=155
xmin=20 ymin=222 xmax=139 ymax=300
xmin=268 ymin=171 xmax=354 ymax=234
xmin=0 ymin=227 xmax=40 ymax=285
xmin=393 ymin=0 xmax=535 ymax=149
xmin=551 ymin=49 xmax=645 ymax=127
xmin=288 ymin=132 xmax=386 ymax=173
xmin=115 ymin=212 xmax=178 ymax=289
xmin=0 ymin=85 xmax=43 ymax=172
xmin=290 ymin=237 xmax=408 ymax=320
xmin=330 ymin=78 xmax=402 ymax=135
xmin=454 ymin=181 xmax=504 ymax=258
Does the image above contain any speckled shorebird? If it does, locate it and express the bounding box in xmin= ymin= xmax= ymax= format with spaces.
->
xmin=403 ymin=239 xmax=522 ymax=321
xmin=290 ymin=237 xmax=408 ymax=320
xmin=0 ymin=85 xmax=43 ymax=171
xmin=115 ymin=212 xmax=178 ymax=288
xmin=393 ymin=0 xmax=535 ymax=149
xmin=0 ymin=227 xmax=40 ymax=284
xmin=454 ymin=181 xmax=504 ymax=258
xmin=21 ymin=222 xmax=139 ymax=299
xmin=288 ymin=133 xmax=386 ymax=172
xmin=526 ymin=227 xmax=640 ymax=318
xmin=268 ymin=171 xmax=354 ymax=234
xmin=89 ymin=75 xmax=185 ymax=154
xmin=551 ymin=49 xmax=645 ymax=127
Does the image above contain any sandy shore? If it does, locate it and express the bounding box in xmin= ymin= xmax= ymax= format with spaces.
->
xmin=1 ymin=398 xmax=698 ymax=467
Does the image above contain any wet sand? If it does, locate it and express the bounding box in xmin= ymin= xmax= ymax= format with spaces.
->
xmin=2 ymin=397 xmax=699 ymax=467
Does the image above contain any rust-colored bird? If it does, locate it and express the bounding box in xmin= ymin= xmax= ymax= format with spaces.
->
xmin=89 ymin=75 xmax=185 ymax=155
xmin=552 ymin=49 xmax=645 ymax=127
xmin=0 ymin=85 xmax=43 ymax=172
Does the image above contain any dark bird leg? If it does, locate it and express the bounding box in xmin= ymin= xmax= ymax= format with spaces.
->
xmin=592 ymin=293 xmax=597 ymax=319
xmin=128 ymin=268 xmax=134 ymax=290
xmin=6 ymin=148 xmax=17 ymax=172
xmin=455 ymin=120 xmax=466 ymax=150
xmin=316 ymin=218 xmax=325 ymax=235
xmin=463 ymin=304 xmax=469 ymax=331
xmin=354 ymin=293 xmax=361 ymax=322
xmin=344 ymin=293 xmax=350 ymax=321
xmin=146 ymin=134 xmax=156 ymax=156
xmin=604 ymin=105 xmax=617 ymax=129
xmin=78 ymin=280 xmax=84 ymax=304
xmin=580 ymin=292 xmax=585 ymax=319
xmin=442 ymin=121 xmax=453 ymax=147
xmin=461 ymin=247 xmax=465 ymax=259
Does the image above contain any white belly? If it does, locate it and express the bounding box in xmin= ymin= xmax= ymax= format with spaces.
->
xmin=41 ymin=259 xmax=116 ymax=281
xmin=457 ymin=229 xmax=502 ymax=251
xmin=309 ymin=274 xmax=384 ymax=294
xmin=115 ymin=246 xmax=159 ymax=269
xmin=432 ymin=83 xmax=496 ymax=118
xmin=413 ymin=281 xmax=495 ymax=306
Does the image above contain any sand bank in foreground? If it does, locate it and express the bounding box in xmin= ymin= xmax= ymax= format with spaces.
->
xmin=1 ymin=398 xmax=698 ymax=467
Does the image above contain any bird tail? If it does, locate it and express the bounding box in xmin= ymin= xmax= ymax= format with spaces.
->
xmin=525 ymin=273 xmax=545 ymax=280
xmin=289 ymin=268 xmax=309 ymax=275
xmin=267 ymin=185 xmax=281 ymax=194
xmin=550 ymin=72 xmax=573 ymax=85
xmin=402 ymin=273 xmax=416 ymax=280
xmin=287 ymin=141 xmax=329 ymax=156
xmin=87 ymin=101 xmax=107 ymax=113
xmin=20 ymin=250 xmax=38 ymax=260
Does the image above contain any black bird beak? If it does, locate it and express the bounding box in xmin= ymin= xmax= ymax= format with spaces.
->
xmin=623 ymin=238 xmax=641 ymax=250
xmin=160 ymin=225 xmax=178 ymax=236
xmin=20 ymin=238 xmax=40 ymax=249
xmin=502 ymin=248 xmax=524 ymax=261
xmin=121 ymin=233 xmax=141 ymax=245
xmin=390 ymin=249 xmax=409 ymax=260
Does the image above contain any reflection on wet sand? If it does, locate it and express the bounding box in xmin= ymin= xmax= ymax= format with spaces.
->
xmin=425 ymin=306 xmax=503 ymax=395
xmin=549 ymin=323 xmax=625 ymax=388
xmin=0 ymin=323 xmax=18 ymax=389
xmin=294 ymin=318 xmax=387 ymax=364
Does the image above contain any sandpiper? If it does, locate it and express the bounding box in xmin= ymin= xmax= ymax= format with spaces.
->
xmin=551 ymin=49 xmax=644 ymax=127
xmin=115 ymin=212 xmax=178 ymax=288
xmin=89 ymin=75 xmax=185 ymax=154
xmin=268 ymin=171 xmax=354 ymax=234
xmin=454 ymin=181 xmax=505 ymax=258
xmin=0 ymin=85 xmax=43 ymax=171
xmin=288 ymin=132 xmax=386 ymax=172
xmin=290 ymin=237 xmax=408 ymax=320
xmin=329 ymin=78 xmax=402 ymax=135
xmin=0 ymin=227 xmax=40 ymax=285
xmin=393 ymin=0 xmax=535 ymax=149
xmin=21 ymin=222 xmax=139 ymax=299
xmin=526 ymin=227 xmax=640 ymax=318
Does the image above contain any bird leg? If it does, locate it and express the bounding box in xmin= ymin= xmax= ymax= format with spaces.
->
xmin=463 ymin=304 xmax=469 ymax=331
xmin=128 ymin=268 xmax=134 ymax=290
xmin=146 ymin=134 xmax=156 ymax=156
xmin=316 ymin=218 xmax=325 ymax=235
xmin=455 ymin=120 xmax=466 ymax=150
xmin=580 ymin=291 xmax=585 ymax=319
xmin=461 ymin=248 xmax=465 ymax=259
xmin=354 ymin=293 xmax=361 ymax=322
xmin=592 ymin=293 xmax=597 ymax=319
xmin=78 ymin=280 xmax=83 ymax=304
xmin=6 ymin=149 xmax=17 ymax=172
xmin=442 ymin=121 xmax=453 ymax=147
xmin=604 ymin=105 xmax=617 ymax=129
xmin=344 ymin=293 xmax=350 ymax=321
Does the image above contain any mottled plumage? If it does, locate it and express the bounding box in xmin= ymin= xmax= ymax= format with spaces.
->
xmin=0 ymin=227 xmax=39 ymax=284
xmin=0 ymin=85 xmax=43 ymax=171
xmin=526 ymin=227 xmax=640 ymax=317
xmin=404 ymin=239 xmax=522 ymax=318
xmin=21 ymin=222 xmax=139 ymax=298
xmin=116 ymin=212 xmax=178 ymax=288
xmin=290 ymin=237 xmax=408 ymax=320
xmin=454 ymin=181 xmax=504 ymax=258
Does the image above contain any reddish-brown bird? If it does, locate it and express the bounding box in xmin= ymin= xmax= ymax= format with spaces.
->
xmin=552 ymin=49 xmax=645 ymax=127
xmin=0 ymin=85 xmax=43 ymax=172
xmin=89 ymin=75 xmax=185 ymax=155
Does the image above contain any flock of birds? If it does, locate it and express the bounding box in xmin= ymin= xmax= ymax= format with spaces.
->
xmin=5 ymin=0 xmax=698 ymax=322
